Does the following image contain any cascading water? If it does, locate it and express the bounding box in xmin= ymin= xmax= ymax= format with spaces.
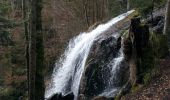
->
xmin=45 ymin=10 xmax=135 ymax=100
xmin=98 ymin=48 xmax=124 ymax=97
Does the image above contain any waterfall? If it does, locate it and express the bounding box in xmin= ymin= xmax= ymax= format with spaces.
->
xmin=98 ymin=48 xmax=124 ymax=97
xmin=45 ymin=10 xmax=134 ymax=100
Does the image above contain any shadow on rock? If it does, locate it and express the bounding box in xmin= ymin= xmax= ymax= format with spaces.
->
xmin=48 ymin=92 xmax=74 ymax=100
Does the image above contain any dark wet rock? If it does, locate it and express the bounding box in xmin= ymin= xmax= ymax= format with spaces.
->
xmin=117 ymin=36 xmax=122 ymax=49
xmin=92 ymin=96 xmax=114 ymax=100
xmin=62 ymin=92 xmax=74 ymax=100
xmin=78 ymin=94 xmax=86 ymax=100
xmin=153 ymin=18 xmax=164 ymax=34
xmin=147 ymin=16 xmax=164 ymax=26
xmin=107 ymin=97 xmax=115 ymax=100
xmin=130 ymin=17 xmax=150 ymax=57
xmin=127 ymin=17 xmax=150 ymax=83
xmin=147 ymin=15 xmax=165 ymax=34
xmin=48 ymin=92 xmax=74 ymax=100
xmin=48 ymin=93 xmax=62 ymax=100
xmin=123 ymin=17 xmax=150 ymax=59
xmin=79 ymin=34 xmax=129 ymax=99
xmin=123 ymin=38 xmax=132 ymax=61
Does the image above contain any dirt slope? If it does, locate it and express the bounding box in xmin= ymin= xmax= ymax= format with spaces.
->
xmin=121 ymin=57 xmax=170 ymax=100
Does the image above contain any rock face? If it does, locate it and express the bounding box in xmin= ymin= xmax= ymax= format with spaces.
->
xmin=123 ymin=17 xmax=150 ymax=58
xmin=147 ymin=16 xmax=165 ymax=34
xmin=48 ymin=92 xmax=74 ymax=100
xmin=123 ymin=17 xmax=150 ymax=85
xmin=79 ymin=33 xmax=129 ymax=99
xmin=48 ymin=93 xmax=62 ymax=100
xmin=131 ymin=17 xmax=150 ymax=57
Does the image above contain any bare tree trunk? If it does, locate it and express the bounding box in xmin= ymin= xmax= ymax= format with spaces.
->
xmin=127 ymin=0 xmax=130 ymax=11
xmin=35 ymin=0 xmax=45 ymax=99
xmin=83 ymin=0 xmax=109 ymax=26
xmin=10 ymin=0 xmax=15 ymax=17
xmin=92 ymin=0 xmax=95 ymax=24
xmin=29 ymin=0 xmax=37 ymax=99
xmin=29 ymin=0 xmax=45 ymax=99
xmin=95 ymin=0 xmax=99 ymax=21
xmin=22 ymin=0 xmax=29 ymax=93
xmin=83 ymin=0 xmax=89 ymax=27
xmin=164 ymin=0 xmax=170 ymax=49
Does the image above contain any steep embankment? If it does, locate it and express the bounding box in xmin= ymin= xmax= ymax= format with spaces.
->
xmin=120 ymin=7 xmax=170 ymax=100
xmin=122 ymin=57 xmax=170 ymax=100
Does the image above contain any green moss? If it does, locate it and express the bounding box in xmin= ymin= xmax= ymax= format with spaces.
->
xmin=149 ymin=33 xmax=168 ymax=58
xmin=0 ymin=87 xmax=16 ymax=100
xmin=137 ymin=45 xmax=155 ymax=84
xmin=114 ymin=94 xmax=121 ymax=100
xmin=0 ymin=84 xmax=27 ymax=100
xmin=143 ymin=73 xmax=151 ymax=84
xmin=137 ymin=32 xmax=167 ymax=85
xmin=122 ymin=30 xmax=129 ymax=39
xmin=157 ymin=34 xmax=169 ymax=57
xmin=0 ymin=87 xmax=14 ymax=96
xmin=131 ymin=85 xmax=140 ymax=93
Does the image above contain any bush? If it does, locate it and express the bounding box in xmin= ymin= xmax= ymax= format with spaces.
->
xmin=0 ymin=85 xmax=27 ymax=100
xmin=0 ymin=87 xmax=15 ymax=100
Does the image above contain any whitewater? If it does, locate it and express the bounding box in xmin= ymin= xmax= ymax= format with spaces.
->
xmin=45 ymin=10 xmax=135 ymax=100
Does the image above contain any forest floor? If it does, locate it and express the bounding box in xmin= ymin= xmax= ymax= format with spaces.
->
xmin=121 ymin=56 xmax=170 ymax=100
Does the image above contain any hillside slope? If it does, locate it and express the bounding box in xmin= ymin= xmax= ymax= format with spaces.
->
xmin=121 ymin=57 xmax=170 ymax=100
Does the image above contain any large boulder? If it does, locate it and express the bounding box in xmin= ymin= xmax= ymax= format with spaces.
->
xmin=79 ymin=34 xmax=129 ymax=99
xmin=78 ymin=11 xmax=138 ymax=99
